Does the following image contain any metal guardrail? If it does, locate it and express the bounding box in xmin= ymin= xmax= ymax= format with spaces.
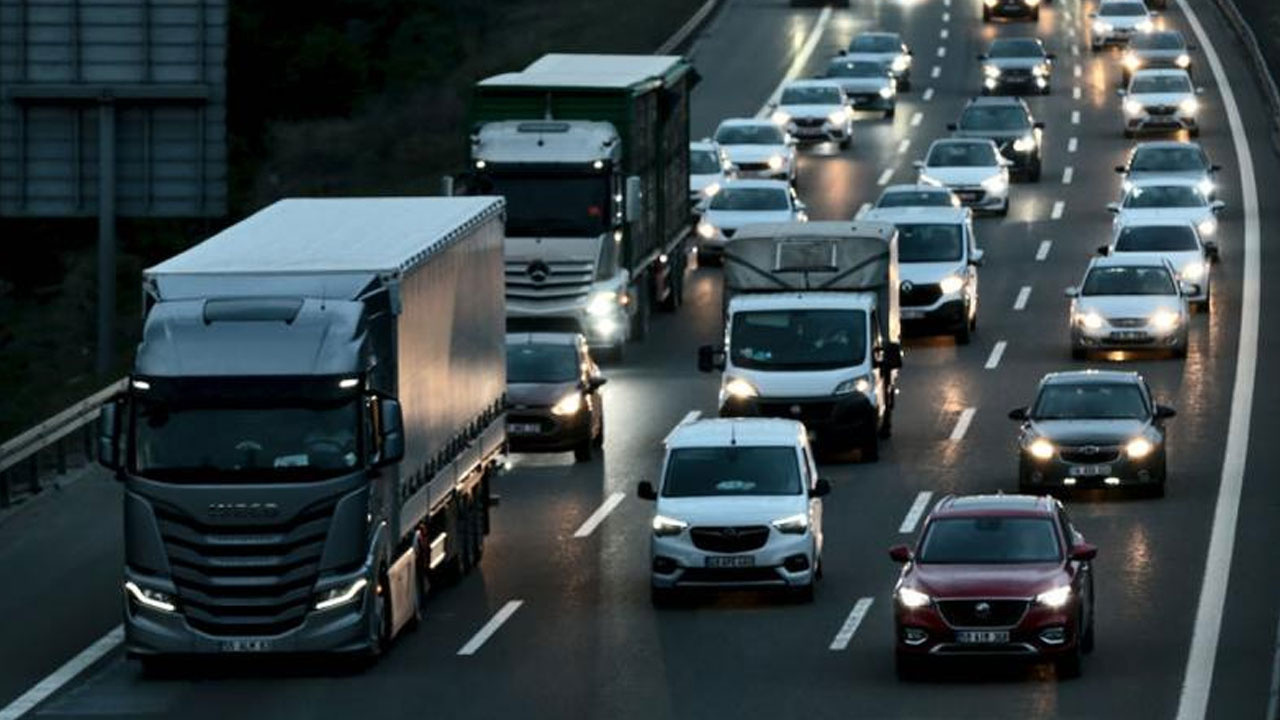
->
xmin=1213 ymin=0 xmax=1280 ymax=153
xmin=0 ymin=379 xmax=126 ymax=508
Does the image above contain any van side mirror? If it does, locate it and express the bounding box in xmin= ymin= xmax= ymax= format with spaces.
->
xmin=1155 ymin=404 xmax=1177 ymax=420
xmin=1069 ymin=543 xmax=1098 ymax=562
xmin=1097 ymin=245 xmax=1111 ymax=256
xmin=376 ymin=398 xmax=405 ymax=468
xmin=812 ymin=478 xmax=832 ymax=498
xmin=637 ymin=481 xmax=658 ymax=501
xmin=874 ymin=343 xmax=904 ymax=370
xmin=625 ymin=175 xmax=644 ymax=223
xmin=946 ymin=123 xmax=958 ymax=131
xmin=1034 ymin=121 xmax=1046 ymax=130
xmin=889 ymin=544 xmax=913 ymax=563
xmin=697 ymin=344 xmax=726 ymax=373
xmin=97 ymin=399 xmax=123 ymax=472
xmin=1115 ymin=165 xmax=1127 ymax=174
xmin=1008 ymin=407 xmax=1028 ymax=421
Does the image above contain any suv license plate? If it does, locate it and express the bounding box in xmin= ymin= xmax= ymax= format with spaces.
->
xmin=956 ymin=630 xmax=1009 ymax=644
xmin=706 ymin=556 xmax=755 ymax=569
xmin=1070 ymin=464 xmax=1112 ymax=477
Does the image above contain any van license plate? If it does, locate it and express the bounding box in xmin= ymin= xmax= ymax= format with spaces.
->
xmin=956 ymin=630 xmax=1009 ymax=644
xmin=706 ymin=556 xmax=755 ymax=568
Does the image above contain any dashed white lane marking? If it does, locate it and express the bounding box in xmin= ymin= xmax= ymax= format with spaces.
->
xmin=910 ymin=111 xmax=924 ymax=127
xmin=940 ymin=28 xmax=949 ymax=40
xmin=855 ymin=202 xmax=872 ymax=219
xmin=1064 ymin=10 xmax=1073 ymax=20
xmin=458 ymin=600 xmax=524 ymax=656
xmin=1068 ymin=26 xmax=1078 ymax=38
xmin=0 ymin=625 xmax=123 ymax=720
xmin=942 ymin=11 xmax=951 ymax=22
xmin=1068 ymin=137 xmax=1079 ymax=153
xmin=755 ymin=7 xmax=834 ymax=117
xmin=899 ymin=491 xmax=934 ymax=534
xmin=1073 ymin=86 xmax=1082 ymax=100
xmin=1072 ymin=45 xmax=1080 ymax=56
xmin=931 ymin=65 xmax=942 ymax=79
xmin=829 ymin=597 xmax=875 ymax=651
xmin=984 ymin=341 xmax=1007 ymax=370
xmin=1175 ymin=0 xmax=1262 ymax=715
xmin=877 ymin=167 xmax=896 ymax=186
xmin=1014 ymin=285 xmax=1032 ymax=311
xmin=1063 ymin=167 xmax=1074 ymax=185
xmin=1051 ymin=200 xmax=1066 ymax=220
xmin=573 ymin=492 xmax=626 ymax=538
xmin=923 ymin=87 xmax=935 ymax=102
xmin=943 ymin=0 xmax=951 ymax=7
xmin=1071 ymin=110 xmax=1081 ymax=124
xmin=937 ymin=46 xmax=947 ymax=58
xmin=665 ymin=411 xmax=701 ymax=443
xmin=949 ymin=408 xmax=976 ymax=441
xmin=1073 ymin=64 xmax=1082 ymax=78
xmin=897 ymin=139 xmax=911 ymax=154
xmin=1036 ymin=240 xmax=1052 ymax=261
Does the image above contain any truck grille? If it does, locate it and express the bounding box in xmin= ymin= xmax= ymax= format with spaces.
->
xmin=900 ymin=282 xmax=943 ymax=307
xmin=689 ymin=526 xmax=770 ymax=553
xmin=505 ymin=259 xmax=595 ymax=302
xmin=1059 ymin=445 xmax=1122 ymax=464
xmin=155 ymin=502 xmax=335 ymax=636
xmin=936 ymin=599 xmax=1029 ymax=628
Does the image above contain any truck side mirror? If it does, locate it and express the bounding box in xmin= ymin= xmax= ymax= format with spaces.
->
xmin=377 ymin=398 xmax=405 ymax=468
xmin=697 ymin=345 xmax=726 ymax=372
xmin=625 ymin=175 xmax=644 ymax=223
xmin=97 ymin=399 xmax=122 ymax=472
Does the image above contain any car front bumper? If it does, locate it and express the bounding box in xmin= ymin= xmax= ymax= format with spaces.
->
xmin=947 ymin=184 xmax=1008 ymax=211
xmin=787 ymin=119 xmax=851 ymax=142
xmin=1071 ymin=321 xmax=1187 ymax=351
xmin=651 ymin=531 xmax=816 ymax=590
xmin=1020 ymin=446 xmax=1165 ymax=489
xmin=507 ymin=406 xmax=593 ymax=453
xmin=1126 ymin=111 xmax=1198 ymax=133
xmin=895 ymin=600 xmax=1080 ymax=660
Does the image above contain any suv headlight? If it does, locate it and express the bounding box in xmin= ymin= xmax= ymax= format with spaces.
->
xmin=897 ymin=587 xmax=931 ymax=608
xmin=767 ymin=154 xmax=786 ymax=171
xmin=1013 ymin=134 xmax=1037 ymax=153
xmin=587 ymin=291 xmax=619 ymax=317
xmin=1036 ymin=585 xmax=1072 ymax=608
xmin=1124 ymin=99 xmax=1145 ymax=116
xmin=771 ymin=513 xmax=809 ymax=534
xmin=1077 ymin=311 xmax=1105 ymax=330
xmin=984 ymin=65 xmax=1002 ymax=79
xmin=314 ymin=578 xmax=368 ymax=611
xmin=938 ymin=274 xmax=966 ymax=295
xmin=771 ymin=110 xmax=792 ymax=126
xmin=1028 ymin=438 xmax=1055 ymax=460
xmin=834 ymin=375 xmax=873 ymax=396
xmin=551 ymin=392 xmax=583 ymax=416
xmin=697 ymin=220 xmax=718 ymax=239
xmin=1150 ymin=309 xmax=1181 ymax=331
xmin=125 ymin=581 xmax=177 ymax=613
xmin=723 ymin=377 xmax=759 ymax=399
xmin=1126 ymin=437 xmax=1154 ymax=459
xmin=828 ymin=108 xmax=849 ymax=125
xmin=652 ymin=515 xmax=688 ymax=536
xmin=1180 ymin=98 xmax=1199 ymax=115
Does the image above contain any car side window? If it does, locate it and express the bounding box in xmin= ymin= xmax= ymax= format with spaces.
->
xmin=801 ymin=446 xmax=819 ymax=490
xmin=1057 ymin=507 xmax=1082 ymax=546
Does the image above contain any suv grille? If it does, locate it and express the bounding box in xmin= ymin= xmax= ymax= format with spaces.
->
xmin=936 ymin=599 xmax=1029 ymax=628
xmin=155 ymin=502 xmax=336 ymax=636
xmin=689 ymin=526 xmax=770 ymax=553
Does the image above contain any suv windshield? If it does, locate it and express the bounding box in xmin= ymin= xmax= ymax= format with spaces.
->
xmin=1032 ymin=383 xmax=1149 ymax=419
xmin=1130 ymin=147 xmax=1207 ymax=171
xmin=850 ymin=35 xmax=899 ymax=53
xmin=1124 ymin=185 xmax=1206 ymax=208
xmin=716 ymin=124 xmax=784 ymax=145
xmin=960 ymin=105 xmax=1031 ymax=131
xmin=988 ymin=40 xmax=1044 ymax=58
xmin=927 ymin=142 xmax=997 ymax=167
xmin=662 ymin=446 xmax=801 ymax=497
xmin=918 ymin=517 xmax=1062 ymax=564
xmin=1131 ymin=75 xmax=1192 ymax=94
xmin=731 ymin=309 xmax=867 ymax=370
xmin=709 ymin=187 xmax=789 ymax=211
xmin=1081 ymin=266 xmax=1177 ymax=295
xmin=1115 ymin=225 xmax=1198 ymax=252
xmin=878 ymin=189 xmax=955 ymax=208
xmin=690 ymin=149 xmax=722 ymax=175
xmin=827 ymin=60 xmax=884 ymax=78
xmin=897 ymin=223 xmax=964 ymax=262
xmin=1133 ymin=32 xmax=1184 ymax=50
xmin=480 ymin=173 xmax=609 ymax=236
xmin=781 ymin=86 xmax=842 ymax=105
xmin=507 ymin=344 xmax=579 ymax=383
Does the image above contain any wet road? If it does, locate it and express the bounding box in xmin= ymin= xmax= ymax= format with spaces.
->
xmin=2 ymin=0 xmax=1279 ymax=718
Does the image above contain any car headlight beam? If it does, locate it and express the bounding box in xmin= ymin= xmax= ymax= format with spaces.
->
xmin=1013 ymin=134 xmax=1037 ymax=153
xmin=767 ymin=154 xmax=785 ymax=171
xmin=697 ymin=220 xmax=718 ymax=239
xmin=771 ymin=110 xmax=792 ymax=126
xmin=771 ymin=513 xmax=809 ymax=534
xmin=1150 ymin=308 xmax=1181 ymax=331
xmin=1180 ymin=98 xmax=1199 ymax=116
xmin=1028 ymin=438 xmax=1055 ymax=460
xmin=586 ymin=291 xmax=619 ymax=317
xmin=652 ymin=514 xmax=688 ymax=536
xmin=1036 ymin=585 xmax=1072 ymax=609
xmin=1176 ymin=54 xmax=1192 ymax=68
xmin=834 ymin=375 xmax=873 ymax=396
xmin=1181 ymin=261 xmax=1206 ymax=281
xmin=723 ymin=377 xmax=759 ymax=399
xmin=938 ymin=274 xmax=966 ymax=295
xmin=1078 ymin=311 xmax=1105 ymax=330
xmin=897 ymin=587 xmax=931 ymax=609
xmin=1126 ymin=437 xmax=1154 ymax=459
xmin=1124 ymin=99 xmax=1145 ymax=116
xmin=551 ymin=392 xmax=584 ymax=416
xmin=879 ymin=85 xmax=896 ymax=99
xmin=828 ymin=108 xmax=849 ymax=125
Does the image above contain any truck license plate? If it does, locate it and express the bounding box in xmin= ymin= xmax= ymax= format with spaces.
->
xmin=956 ymin=630 xmax=1009 ymax=644
xmin=221 ymin=639 xmax=272 ymax=652
xmin=706 ymin=555 xmax=755 ymax=569
xmin=1070 ymin=464 xmax=1112 ymax=477
xmin=508 ymin=423 xmax=540 ymax=435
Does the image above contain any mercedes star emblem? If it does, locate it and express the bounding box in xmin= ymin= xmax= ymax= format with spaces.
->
xmin=526 ymin=260 xmax=551 ymax=283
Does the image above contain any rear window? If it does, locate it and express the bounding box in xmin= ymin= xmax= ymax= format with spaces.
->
xmin=662 ymin=446 xmax=801 ymax=497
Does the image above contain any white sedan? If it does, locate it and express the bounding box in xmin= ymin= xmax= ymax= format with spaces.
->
xmin=695 ymin=179 xmax=807 ymax=265
xmin=1090 ymin=0 xmax=1154 ymax=51
xmin=914 ymin=139 xmax=1011 ymax=215
xmin=689 ymin=141 xmax=734 ymax=210
xmin=713 ymin=118 xmax=797 ymax=183
xmin=1120 ymin=69 xmax=1202 ymax=138
xmin=1067 ymin=255 xmax=1190 ymax=359
xmin=769 ymin=80 xmax=854 ymax=147
xmin=1107 ymin=177 xmax=1224 ymax=251
xmin=1102 ymin=220 xmax=1212 ymax=309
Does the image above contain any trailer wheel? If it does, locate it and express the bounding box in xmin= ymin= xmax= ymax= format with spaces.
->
xmin=469 ymin=493 xmax=486 ymax=564
xmin=658 ymin=254 xmax=684 ymax=312
xmin=631 ymin=280 xmax=651 ymax=342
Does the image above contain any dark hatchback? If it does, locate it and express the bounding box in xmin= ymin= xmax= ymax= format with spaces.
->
xmin=506 ymin=332 xmax=606 ymax=462
xmin=889 ymin=494 xmax=1097 ymax=679
xmin=949 ymin=96 xmax=1045 ymax=181
xmin=1010 ymin=370 xmax=1176 ymax=496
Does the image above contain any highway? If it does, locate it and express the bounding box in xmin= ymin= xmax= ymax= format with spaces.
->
xmin=2 ymin=0 xmax=1280 ymax=717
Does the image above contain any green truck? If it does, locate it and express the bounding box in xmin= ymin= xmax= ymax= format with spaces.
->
xmin=468 ymin=54 xmax=697 ymax=360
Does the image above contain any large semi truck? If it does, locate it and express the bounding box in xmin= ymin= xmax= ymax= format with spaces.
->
xmin=468 ymin=53 xmax=697 ymax=360
xmin=697 ymin=222 xmax=903 ymax=461
xmin=97 ymin=197 xmax=508 ymax=664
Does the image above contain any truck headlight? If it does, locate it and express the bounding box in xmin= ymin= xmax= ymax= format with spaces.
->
xmin=897 ymin=587 xmax=931 ymax=608
xmin=652 ymin=514 xmax=688 ymax=536
xmin=697 ymin=220 xmax=718 ymax=239
xmin=1028 ymin=438 xmax=1055 ymax=460
xmin=1181 ymin=261 xmax=1206 ymax=281
xmin=723 ymin=377 xmax=759 ymax=399
xmin=1013 ymin=134 xmax=1037 ymax=153
xmin=771 ymin=110 xmax=792 ymax=126
xmin=314 ymin=577 xmax=368 ymax=611
xmin=551 ymin=392 xmax=583 ymax=416
xmin=587 ymin=291 xmax=619 ymax=317
xmin=1036 ymin=585 xmax=1072 ymax=608
xmin=834 ymin=375 xmax=873 ymax=396
xmin=1077 ymin=311 xmax=1105 ymax=330
xmin=1176 ymin=54 xmax=1192 ymax=68
xmin=1180 ymin=98 xmax=1199 ymax=116
xmin=771 ymin=513 xmax=809 ymax=534
xmin=938 ymin=274 xmax=965 ymax=295
xmin=767 ymin=154 xmax=785 ymax=171
xmin=1124 ymin=99 xmax=1145 ymax=116
xmin=981 ymin=174 xmax=1008 ymax=194
xmin=1150 ymin=309 xmax=1181 ymax=331
xmin=1126 ymin=437 xmax=1154 ymax=459
xmin=984 ymin=65 xmax=1002 ymax=79
xmin=879 ymin=85 xmax=896 ymax=99
xmin=1198 ymin=218 xmax=1218 ymax=236
xmin=125 ymin=580 xmax=177 ymax=613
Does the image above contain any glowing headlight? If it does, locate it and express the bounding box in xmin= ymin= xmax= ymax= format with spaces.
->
xmin=834 ymin=375 xmax=873 ymax=396
xmin=1094 ymin=21 xmax=1115 ymax=34
xmin=1124 ymin=99 xmax=1145 ymax=116
xmin=897 ymin=587 xmax=931 ymax=608
xmin=767 ymin=154 xmax=785 ymax=171
xmin=983 ymin=0 xmax=998 ymax=7
xmin=586 ymin=291 xmax=619 ymax=317
xmin=1036 ymin=585 xmax=1072 ymax=609
xmin=1181 ymin=261 xmax=1206 ymax=281
xmin=1126 ymin=437 xmax=1154 ymax=459
xmin=938 ymin=274 xmax=966 ymax=295
xmin=551 ymin=392 xmax=583 ymax=416
xmin=1123 ymin=54 xmax=1141 ymax=70
xmin=697 ymin=220 xmax=718 ymax=239
xmin=984 ymin=65 xmax=1002 ymax=79
xmin=314 ymin=578 xmax=369 ymax=611
xmin=1032 ymin=64 xmax=1049 ymax=78
xmin=1136 ymin=20 xmax=1155 ymax=33
xmin=879 ymin=85 xmax=896 ymax=99
xmin=1197 ymin=179 xmax=1215 ymax=197
xmin=125 ymin=581 xmax=177 ymax=613
xmin=1078 ymin=312 xmax=1105 ymax=330
xmin=652 ymin=515 xmax=688 ymax=536
xmin=701 ymin=182 xmax=721 ymax=198
xmin=1151 ymin=308 xmax=1181 ymax=331
xmin=771 ymin=110 xmax=792 ymax=126
xmin=981 ymin=174 xmax=1008 ymax=194
xmin=1029 ymin=438 xmax=1055 ymax=460
xmin=723 ymin=377 xmax=759 ymax=399
xmin=1198 ymin=218 xmax=1218 ymax=236
xmin=828 ymin=108 xmax=850 ymax=125
xmin=1013 ymin=134 xmax=1037 ymax=153
xmin=1180 ymin=98 xmax=1199 ymax=115
xmin=892 ymin=56 xmax=911 ymax=73
xmin=771 ymin=513 xmax=809 ymax=534
xmin=1026 ymin=0 xmax=1041 ymax=5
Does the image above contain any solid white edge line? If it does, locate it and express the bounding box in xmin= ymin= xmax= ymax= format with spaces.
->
xmin=898 ymin=491 xmax=934 ymax=534
xmin=984 ymin=341 xmax=1007 ymax=370
xmin=1175 ymin=0 xmax=1261 ymax=715
xmin=829 ymin=597 xmax=875 ymax=651
xmin=1036 ymin=240 xmax=1052 ymax=261
xmin=1051 ymin=200 xmax=1066 ymax=220
xmin=1268 ymin=613 xmax=1280 ymax=720
xmin=922 ymin=88 xmax=935 ymax=102
xmin=458 ymin=600 xmax=524 ymax=656
xmin=573 ymin=492 xmax=626 ymax=538
xmin=756 ymin=7 xmax=833 ymax=117
xmin=0 ymin=625 xmax=123 ymax=720
xmin=949 ymin=408 xmax=976 ymax=442
xmin=1014 ymin=285 xmax=1032 ymax=311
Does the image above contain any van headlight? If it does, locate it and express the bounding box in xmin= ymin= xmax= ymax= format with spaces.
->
xmin=314 ymin=577 xmax=368 ymax=611
xmin=897 ymin=587 xmax=931 ymax=608
xmin=723 ymin=377 xmax=759 ymax=399
xmin=1013 ymin=134 xmax=1037 ymax=153
xmin=1150 ymin=309 xmax=1181 ymax=332
xmin=1197 ymin=179 xmax=1215 ymax=197
xmin=771 ymin=513 xmax=809 ymax=534
xmin=1179 ymin=98 xmax=1199 ymax=116
xmin=652 ymin=515 xmax=688 ymax=536
xmin=551 ymin=392 xmax=583 ymax=416
xmin=125 ymin=581 xmax=178 ymax=613
xmin=767 ymin=154 xmax=785 ymax=171
xmin=938 ymin=274 xmax=966 ymax=295
xmin=1036 ymin=585 xmax=1072 ymax=609
xmin=834 ymin=375 xmax=873 ymax=396
xmin=587 ymin=291 xmax=619 ymax=317
xmin=1126 ymin=437 xmax=1154 ymax=459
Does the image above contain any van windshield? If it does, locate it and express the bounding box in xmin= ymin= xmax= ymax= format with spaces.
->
xmin=730 ymin=309 xmax=867 ymax=370
xmin=662 ymin=446 xmax=801 ymax=497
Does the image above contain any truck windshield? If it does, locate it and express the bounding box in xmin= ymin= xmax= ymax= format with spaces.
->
xmin=730 ymin=309 xmax=867 ymax=370
xmin=480 ymin=173 xmax=610 ymax=236
xmin=897 ymin=223 xmax=964 ymax=262
xmin=662 ymin=446 xmax=801 ymax=497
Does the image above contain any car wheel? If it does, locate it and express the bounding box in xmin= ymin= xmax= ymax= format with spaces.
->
xmin=860 ymin=429 xmax=880 ymax=462
xmin=1082 ymin=597 xmax=1096 ymax=654
xmin=885 ymin=107 xmax=896 ymax=119
xmin=573 ymin=435 xmax=593 ymax=463
xmin=1173 ymin=338 xmax=1189 ymax=359
xmin=895 ymin=652 xmax=924 ymax=681
xmin=997 ymin=198 xmax=1010 ymax=217
xmin=1056 ymin=636 xmax=1084 ymax=679
xmin=955 ymin=319 xmax=972 ymax=345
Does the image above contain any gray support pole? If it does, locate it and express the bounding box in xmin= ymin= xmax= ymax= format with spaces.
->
xmin=96 ymin=100 xmax=117 ymax=377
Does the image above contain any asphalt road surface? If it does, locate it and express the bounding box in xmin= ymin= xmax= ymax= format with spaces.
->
xmin=2 ymin=0 xmax=1280 ymax=718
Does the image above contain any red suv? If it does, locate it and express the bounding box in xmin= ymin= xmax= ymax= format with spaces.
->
xmin=888 ymin=494 xmax=1097 ymax=679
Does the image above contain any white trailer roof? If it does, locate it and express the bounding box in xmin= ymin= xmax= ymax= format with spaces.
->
xmin=147 ymin=197 xmax=505 ymax=276
xmin=479 ymin=54 xmax=686 ymax=90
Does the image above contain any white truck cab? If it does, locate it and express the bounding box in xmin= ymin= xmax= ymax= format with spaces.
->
xmin=637 ymin=417 xmax=831 ymax=605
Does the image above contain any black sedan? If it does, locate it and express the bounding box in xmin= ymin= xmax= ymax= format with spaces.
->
xmin=978 ymin=37 xmax=1055 ymax=95
xmin=948 ymin=96 xmax=1045 ymax=181
xmin=1010 ymin=370 xmax=1176 ymax=497
xmin=506 ymin=332 xmax=606 ymax=462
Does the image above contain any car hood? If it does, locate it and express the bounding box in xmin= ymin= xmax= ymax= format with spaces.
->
xmin=508 ymin=381 xmax=578 ymax=408
xmin=989 ymin=57 xmax=1045 ymax=70
xmin=1131 ymin=92 xmax=1194 ymax=106
xmin=723 ymin=145 xmax=789 ymax=164
xmin=702 ymin=209 xmax=797 ymax=230
xmin=901 ymin=261 xmax=966 ymax=285
xmin=1028 ymin=418 xmax=1150 ymax=444
xmin=655 ymin=495 xmax=809 ymax=527
xmin=1099 ymin=15 xmax=1150 ymax=29
xmin=951 ymin=127 xmax=1030 ymax=142
xmin=832 ymin=77 xmax=892 ymax=93
xmin=690 ymin=173 xmax=723 ymax=193
xmin=910 ymin=562 xmax=1067 ymax=599
xmin=845 ymin=52 xmax=896 ymax=67
xmin=1135 ymin=49 xmax=1185 ymax=62
xmin=921 ymin=167 xmax=1001 ymax=186
xmin=779 ymin=103 xmax=842 ymax=119
xmin=1075 ymin=294 xmax=1182 ymax=317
